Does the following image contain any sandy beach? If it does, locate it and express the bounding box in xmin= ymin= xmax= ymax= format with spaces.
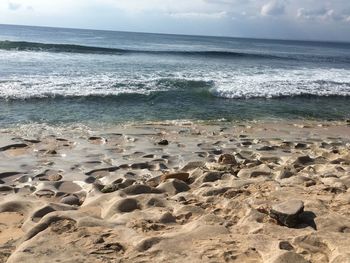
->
xmin=1 ymin=120 xmax=350 ymax=262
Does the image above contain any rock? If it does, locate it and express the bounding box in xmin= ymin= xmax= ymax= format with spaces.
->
xmin=121 ymin=178 xmax=136 ymax=187
xmin=279 ymin=241 xmax=294 ymax=251
xmin=277 ymin=169 xmax=294 ymax=180
xmin=146 ymin=176 xmax=162 ymax=187
xmin=136 ymin=237 xmax=162 ymax=252
xmin=130 ymin=163 xmax=149 ymax=169
xmin=114 ymin=198 xmax=139 ymax=213
xmin=161 ymin=172 xmax=189 ymax=182
xmin=60 ymin=195 xmax=80 ymax=206
xmin=46 ymin=149 xmax=58 ymax=155
xmin=180 ymin=161 xmax=205 ymax=172
xmin=35 ymin=189 xmax=55 ymax=198
xmin=237 ymin=164 xmax=272 ymax=179
xmin=158 ymin=139 xmax=169 ymax=146
xmin=295 ymin=155 xmax=314 ymax=166
xmin=304 ymin=180 xmax=316 ymax=187
xmin=257 ymin=146 xmax=276 ymax=151
xmin=85 ymin=167 xmax=119 ymax=176
xmin=270 ymin=251 xmax=308 ymax=263
xmin=157 ymin=179 xmax=190 ymax=195
xmin=200 ymin=171 xmax=222 ymax=183
xmin=123 ymin=184 xmax=162 ymax=195
xmin=218 ymin=154 xmax=237 ymax=165
xmin=159 ymin=212 xmax=176 ymax=224
xmin=295 ymin=143 xmax=308 ymax=149
xmin=270 ymin=200 xmax=304 ymax=228
xmin=146 ymin=197 xmax=166 ymax=207
xmin=48 ymin=174 xmax=62 ymax=181
xmin=101 ymin=184 xmax=119 ymax=193
xmin=202 ymin=187 xmax=231 ymax=197
xmin=0 ymin=143 xmax=28 ymax=152
xmin=205 ymin=162 xmax=231 ymax=172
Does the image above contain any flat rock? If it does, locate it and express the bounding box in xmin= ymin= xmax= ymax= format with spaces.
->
xmin=270 ymin=200 xmax=304 ymax=228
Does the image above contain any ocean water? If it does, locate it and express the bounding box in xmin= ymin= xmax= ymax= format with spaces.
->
xmin=1 ymin=24 xmax=350 ymax=126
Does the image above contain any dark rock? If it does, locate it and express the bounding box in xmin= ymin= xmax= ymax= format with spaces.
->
xmin=123 ymin=184 xmax=162 ymax=195
xmin=295 ymin=143 xmax=308 ymax=149
xmin=201 ymin=171 xmax=222 ymax=183
xmin=257 ymin=146 xmax=276 ymax=151
xmin=46 ymin=149 xmax=58 ymax=155
xmin=0 ymin=143 xmax=28 ymax=152
xmin=101 ymin=184 xmax=119 ymax=193
xmin=277 ymin=169 xmax=295 ymax=179
xmin=130 ymin=163 xmax=149 ymax=169
xmin=158 ymin=139 xmax=169 ymax=146
xmin=159 ymin=212 xmax=176 ymax=224
xmin=60 ymin=195 xmax=80 ymax=206
xmin=114 ymin=198 xmax=139 ymax=213
xmin=85 ymin=166 xmax=119 ymax=176
xmin=270 ymin=200 xmax=304 ymax=228
xmin=0 ymin=185 xmax=13 ymax=192
xmin=279 ymin=241 xmax=294 ymax=251
xmin=295 ymin=156 xmax=314 ymax=165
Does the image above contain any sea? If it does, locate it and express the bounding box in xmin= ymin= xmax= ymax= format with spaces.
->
xmin=1 ymin=24 xmax=350 ymax=127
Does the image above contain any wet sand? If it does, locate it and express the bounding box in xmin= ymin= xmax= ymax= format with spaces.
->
xmin=1 ymin=120 xmax=350 ymax=262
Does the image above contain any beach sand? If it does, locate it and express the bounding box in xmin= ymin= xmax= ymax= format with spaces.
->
xmin=0 ymin=120 xmax=350 ymax=262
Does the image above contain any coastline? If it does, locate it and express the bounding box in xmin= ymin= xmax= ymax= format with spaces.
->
xmin=1 ymin=119 xmax=350 ymax=262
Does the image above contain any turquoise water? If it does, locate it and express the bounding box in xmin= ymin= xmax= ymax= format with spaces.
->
xmin=1 ymin=24 xmax=350 ymax=126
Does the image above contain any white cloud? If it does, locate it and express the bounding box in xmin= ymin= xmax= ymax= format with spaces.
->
xmin=261 ymin=0 xmax=286 ymax=16
xmin=168 ymin=11 xmax=227 ymax=19
xmin=8 ymin=1 xmax=21 ymax=10
xmin=297 ymin=7 xmax=350 ymax=23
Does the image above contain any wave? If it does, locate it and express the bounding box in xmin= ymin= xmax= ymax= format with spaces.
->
xmin=0 ymin=40 xmax=283 ymax=60
xmin=1 ymin=75 xmax=350 ymax=101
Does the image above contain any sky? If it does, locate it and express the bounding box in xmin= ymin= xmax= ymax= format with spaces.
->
xmin=1 ymin=0 xmax=350 ymax=41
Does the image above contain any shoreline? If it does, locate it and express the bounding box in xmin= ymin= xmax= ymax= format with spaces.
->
xmin=1 ymin=119 xmax=350 ymax=262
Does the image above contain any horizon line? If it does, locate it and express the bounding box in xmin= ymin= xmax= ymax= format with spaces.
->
xmin=1 ymin=23 xmax=350 ymax=45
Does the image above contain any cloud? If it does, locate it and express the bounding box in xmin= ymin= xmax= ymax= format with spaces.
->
xmin=8 ymin=1 xmax=21 ymax=10
xmin=168 ymin=11 xmax=228 ymax=19
xmin=261 ymin=0 xmax=286 ymax=16
xmin=297 ymin=7 xmax=350 ymax=23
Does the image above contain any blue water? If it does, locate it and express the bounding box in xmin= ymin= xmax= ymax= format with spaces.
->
xmin=1 ymin=24 xmax=350 ymax=126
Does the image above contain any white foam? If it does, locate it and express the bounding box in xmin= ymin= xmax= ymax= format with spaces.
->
xmin=210 ymin=68 xmax=350 ymax=98
xmin=0 ymin=68 xmax=349 ymax=99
